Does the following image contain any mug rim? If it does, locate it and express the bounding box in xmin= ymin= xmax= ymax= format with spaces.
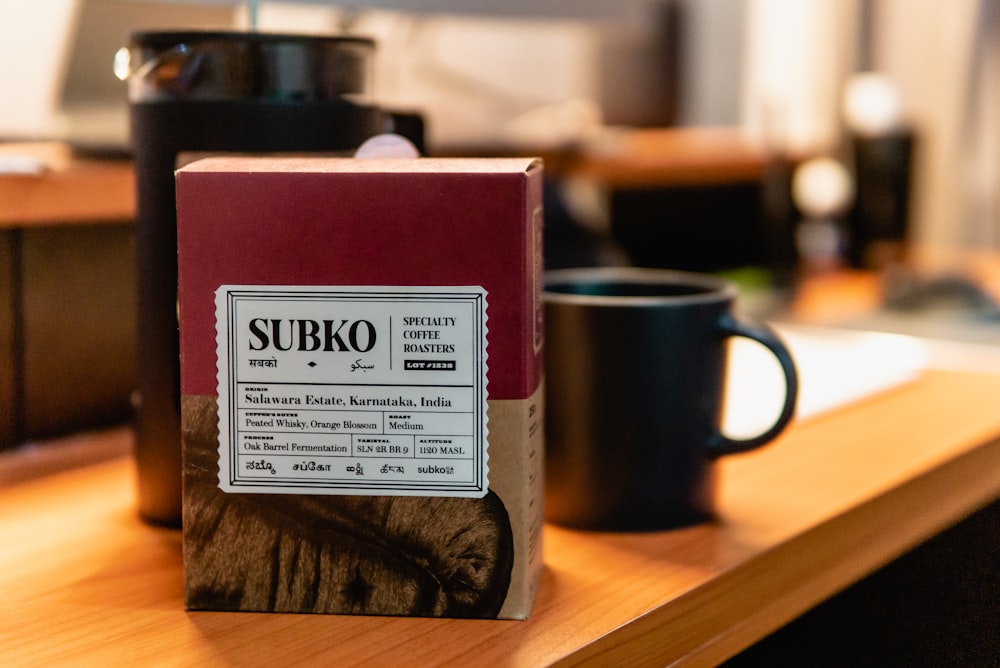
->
xmin=129 ymin=30 xmax=376 ymax=49
xmin=543 ymin=267 xmax=736 ymax=306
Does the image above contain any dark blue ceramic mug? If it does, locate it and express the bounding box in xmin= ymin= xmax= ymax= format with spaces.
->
xmin=543 ymin=267 xmax=798 ymax=531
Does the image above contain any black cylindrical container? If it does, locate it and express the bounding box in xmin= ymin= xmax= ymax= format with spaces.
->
xmin=126 ymin=31 xmax=384 ymax=525
xmin=846 ymin=129 xmax=915 ymax=269
xmin=543 ymin=268 xmax=798 ymax=531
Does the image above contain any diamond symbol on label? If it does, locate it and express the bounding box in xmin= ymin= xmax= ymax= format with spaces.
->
xmin=308 ymin=361 xmax=317 ymax=367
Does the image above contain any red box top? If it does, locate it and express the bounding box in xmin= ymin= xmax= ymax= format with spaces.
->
xmin=176 ymin=157 xmax=543 ymax=400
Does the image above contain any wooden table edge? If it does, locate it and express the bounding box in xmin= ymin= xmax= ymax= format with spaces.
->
xmin=553 ymin=433 xmax=1000 ymax=667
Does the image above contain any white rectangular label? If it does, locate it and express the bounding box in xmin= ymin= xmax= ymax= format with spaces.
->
xmin=215 ymin=285 xmax=489 ymax=497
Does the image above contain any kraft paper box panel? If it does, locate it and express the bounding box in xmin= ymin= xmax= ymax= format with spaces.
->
xmin=176 ymin=157 xmax=545 ymax=620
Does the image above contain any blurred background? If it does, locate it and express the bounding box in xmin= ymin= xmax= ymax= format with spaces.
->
xmin=1 ymin=3 xmax=997 ymax=662
xmin=0 ymin=0 xmax=997 ymax=444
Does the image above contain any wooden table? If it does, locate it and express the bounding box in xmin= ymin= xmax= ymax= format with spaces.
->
xmin=3 ymin=367 xmax=1000 ymax=666
xmin=563 ymin=126 xmax=771 ymax=188
xmin=0 ymin=142 xmax=134 ymax=226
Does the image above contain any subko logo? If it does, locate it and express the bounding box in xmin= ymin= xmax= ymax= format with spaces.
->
xmin=247 ymin=318 xmax=377 ymax=353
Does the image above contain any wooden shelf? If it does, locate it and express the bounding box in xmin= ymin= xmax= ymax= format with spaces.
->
xmin=565 ymin=127 xmax=771 ymax=188
xmin=0 ymin=130 xmax=764 ymax=227
xmin=3 ymin=369 xmax=1000 ymax=666
xmin=0 ymin=143 xmax=134 ymax=226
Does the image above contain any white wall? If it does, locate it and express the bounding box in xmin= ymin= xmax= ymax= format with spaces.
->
xmin=348 ymin=10 xmax=603 ymax=150
xmin=876 ymin=0 xmax=993 ymax=254
xmin=678 ymin=0 xmax=745 ymax=126
xmin=740 ymin=0 xmax=860 ymax=154
xmin=0 ymin=0 xmax=81 ymax=139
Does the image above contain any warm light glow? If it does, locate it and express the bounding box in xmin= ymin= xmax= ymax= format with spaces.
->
xmin=792 ymin=157 xmax=853 ymax=218
xmin=843 ymin=72 xmax=903 ymax=136
xmin=113 ymin=47 xmax=130 ymax=82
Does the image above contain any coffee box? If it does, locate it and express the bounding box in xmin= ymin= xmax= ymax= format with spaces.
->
xmin=176 ymin=157 xmax=544 ymax=619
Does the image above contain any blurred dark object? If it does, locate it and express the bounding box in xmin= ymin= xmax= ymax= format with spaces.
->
xmin=759 ymin=156 xmax=800 ymax=293
xmin=725 ymin=500 xmax=1000 ymax=666
xmin=0 ymin=223 xmax=135 ymax=449
xmin=610 ymin=181 xmax=768 ymax=272
xmin=387 ymin=110 xmax=427 ymax=156
xmin=846 ymin=129 xmax=915 ymax=269
xmin=569 ymin=128 xmax=793 ymax=284
xmin=543 ymin=180 xmax=627 ymax=269
xmin=0 ymin=231 xmax=17 ymax=447
xmin=882 ymin=268 xmax=1000 ymax=320
xmin=598 ymin=1 xmax=683 ymax=128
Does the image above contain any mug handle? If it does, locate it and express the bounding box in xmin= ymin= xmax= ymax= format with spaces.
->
xmin=707 ymin=315 xmax=799 ymax=458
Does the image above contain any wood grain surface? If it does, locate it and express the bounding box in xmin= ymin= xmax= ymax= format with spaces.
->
xmin=3 ymin=370 xmax=1000 ymax=667
xmin=0 ymin=143 xmax=133 ymax=226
